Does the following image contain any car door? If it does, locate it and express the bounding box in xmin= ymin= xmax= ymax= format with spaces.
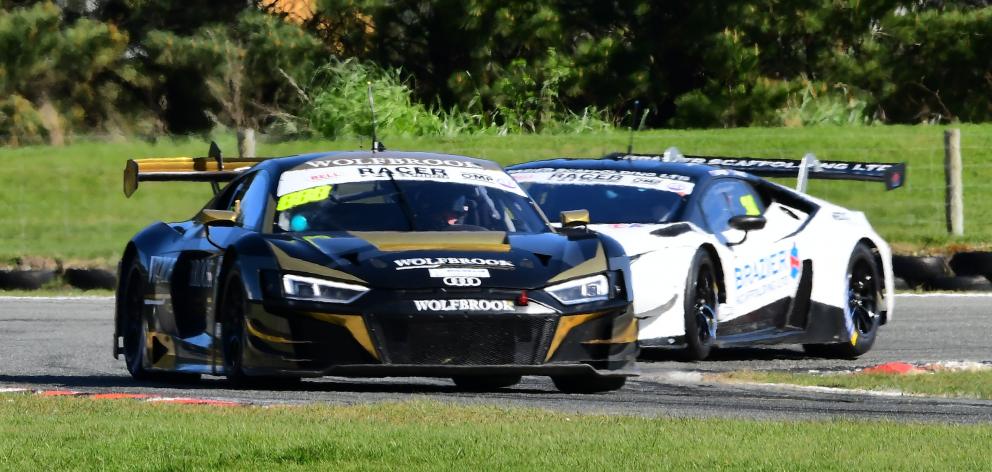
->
xmin=697 ymin=178 xmax=802 ymax=335
xmin=169 ymin=170 xmax=271 ymax=340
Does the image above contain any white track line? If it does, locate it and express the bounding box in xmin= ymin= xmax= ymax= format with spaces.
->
xmin=0 ymin=296 xmax=115 ymax=301
xmin=896 ymin=293 xmax=992 ymax=298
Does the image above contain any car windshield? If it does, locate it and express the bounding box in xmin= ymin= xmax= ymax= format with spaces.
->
xmin=511 ymin=168 xmax=693 ymax=224
xmin=274 ymin=165 xmax=550 ymax=233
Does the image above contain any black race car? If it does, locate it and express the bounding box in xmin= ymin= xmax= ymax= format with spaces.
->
xmin=113 ymin=147 xmax=637 ymax=392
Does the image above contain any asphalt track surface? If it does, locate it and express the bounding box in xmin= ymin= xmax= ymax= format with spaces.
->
xmin=1 ymin=295 xmax=990 ymax=423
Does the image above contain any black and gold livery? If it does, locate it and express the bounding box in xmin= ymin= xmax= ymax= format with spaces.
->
xmin=114 ymin=150 xmax=636 ymax=392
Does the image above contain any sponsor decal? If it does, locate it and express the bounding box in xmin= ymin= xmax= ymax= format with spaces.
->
xmin=428 ymin=268 xmax=491 ymax=278
xmin=508 ymin=168 xmax=694 ymax=194
xmin=394 ymin=257 xmax=514 ymax=270
xmin=442 ymin=276 xmax=482 ymax=287
xmin=733 ymin=246 xmax=799 ymax=301
xmin=188 ymin=258 xmax=216 ymax=288
xmin=278 ymin=165 xmax=527 ymax=197
xmin=149 ymin=256 xmax=176 ymax=284
xmin=413 ymin=299 xmax=515 ymax=312
xmin=789 ymin=244 xmax=801 ymax=279
xmin=305 ymin=157 xmax=484 ymax=169
xmin=460 ymin=172 xmax=494 ymax=183
xmin=358 ymin=166 xmax=448 ymax=178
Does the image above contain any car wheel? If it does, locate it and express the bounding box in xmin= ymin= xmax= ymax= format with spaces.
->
xmin=804 ymin=243 xmax=882 ymax=359
xmin=451 ymin=375 xmax=522 ymax=391
xmin=551 ymin=374 xmax=626 ymax=394
xmin=220 ymin=270 xmax=300 ymax=388
xmin=220 ymin=270 xmax=252 ymax=386
xmin=121 ymin=261 xmax=199 ymax=383
xmin=682 ymin=249 xmax=719 ymax=361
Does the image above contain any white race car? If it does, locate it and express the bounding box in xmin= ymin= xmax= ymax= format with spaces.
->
xmin=508 ymin=151 xmax=905 ymax=360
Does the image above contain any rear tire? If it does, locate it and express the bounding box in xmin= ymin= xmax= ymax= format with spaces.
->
xmin=451 ymin=375 xmax=521 ymax=391
xmin=120 ymin=260 xmax=200 ymax=383
xmin=551 ymin=374 xmax=626 ymax=394
xmin=803 ymin=243 xmax=882 ymax=359
xmin=681 ymin=249 xmax=719 ymax=361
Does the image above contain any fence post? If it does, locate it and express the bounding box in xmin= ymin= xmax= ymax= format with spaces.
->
xmin=944 ymin=128 xmax=963 ymax=236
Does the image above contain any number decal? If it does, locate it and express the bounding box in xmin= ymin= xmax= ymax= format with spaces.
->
xmin=739 ymin=194 xmax=760 ymax=216
xmin=276 ymin=185 xmax=332 ymax=211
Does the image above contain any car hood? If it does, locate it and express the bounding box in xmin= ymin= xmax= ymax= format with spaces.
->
xmin=263 ymin=231 xmax=607 ymax=290
xmin=584 ymin=222 xmax=703 ymax=257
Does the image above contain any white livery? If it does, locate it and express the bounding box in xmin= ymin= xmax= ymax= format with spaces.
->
xmin=509 ymin=151 xmax=905 ymax=359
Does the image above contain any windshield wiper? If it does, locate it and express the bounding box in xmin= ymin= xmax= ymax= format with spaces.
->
xmin=382 ymin=169 xmax=416 ymax=231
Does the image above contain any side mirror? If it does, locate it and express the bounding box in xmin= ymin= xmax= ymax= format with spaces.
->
xmin=728 ymin=215 xmax=766 ymax=232
xmin=560 ymin=209 xmax=590 ymax=228
xmin=197 ymin=209 xmax=238 ymax=227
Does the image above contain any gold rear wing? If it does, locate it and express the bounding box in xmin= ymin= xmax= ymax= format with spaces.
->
xmin=122 ymin=142 xmax=272 ymax=197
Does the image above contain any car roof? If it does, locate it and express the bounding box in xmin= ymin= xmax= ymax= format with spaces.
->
xmin=253 ymin=150 xmax=503 ymax=174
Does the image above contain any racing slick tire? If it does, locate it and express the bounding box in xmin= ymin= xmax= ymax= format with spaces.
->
xmin=803 ymin=243 xmax=882 ymax=359
xmin=451 ymin=375 xmax=522 ymax=391
xmin=120 ymin=261 xmax=200 ymax=383
xmin=220 ymin=269 xmax=301 ymax=388
xmin=681 ymin=249 xmax=719 ymax=361
xmin=551 ymin=374 xmax=626 ymax=394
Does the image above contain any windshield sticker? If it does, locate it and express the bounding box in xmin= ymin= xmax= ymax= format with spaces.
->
xmin=276 ymin=185 xmax=332 ymax=211
xmin=413 ymin=299 xmax=515 ymax=312
xmin=509 ymin=168 xmax=694 ymax=195
xmin=393 ymin=257 xmax=514 ymax=270
xmin=278 ymin=165 xmax=526 ymax=197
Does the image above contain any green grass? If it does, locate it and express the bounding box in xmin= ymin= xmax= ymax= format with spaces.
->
xmin=0 ymin=288 xmax=112 ymax=297
xmin=1 ymin=125 xmax=991 ymax=264
xmin=0 ymin=396 xmax=990 ymax=470
xmin=720 ymin=369 xmax=992 ymax=400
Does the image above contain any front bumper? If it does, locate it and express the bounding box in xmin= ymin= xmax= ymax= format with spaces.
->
xmin=240 ymin=297 xmax=638 ymax=378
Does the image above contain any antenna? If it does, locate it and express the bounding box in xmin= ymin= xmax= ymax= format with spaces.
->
xmin=626 ymin=100 xmax=641 ymax=155
xmin=367 ymin=82 xmax=385 ymax=153
xmin=208 ymin=141 xmax=223 ymax=195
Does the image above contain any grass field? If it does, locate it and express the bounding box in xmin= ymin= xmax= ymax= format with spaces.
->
xmin=720 ymin=369 xmax=992 ymax=400
xmin=2 ymin=125 xmax=992 ymax=265
xmin=0 ymin=396 xmax=990 ymax=470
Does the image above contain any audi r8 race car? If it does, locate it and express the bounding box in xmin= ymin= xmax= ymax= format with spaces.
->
xmin=112 ymin=146 xmax=637 ymax=392
xmin=508 ymin=150 xmax=905 ymax=360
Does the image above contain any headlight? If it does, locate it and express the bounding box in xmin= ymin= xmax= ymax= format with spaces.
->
xmin=545 ymin=274 xmax=611 ymax=305
xmin=282 ymin=274 xmax=369 ymax=304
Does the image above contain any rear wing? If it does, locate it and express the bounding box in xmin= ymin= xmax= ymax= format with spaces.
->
xmin=604 ymin=149 xmax=906 ymax=191
xmin=123 ymin=142 xmax=271 ymax=197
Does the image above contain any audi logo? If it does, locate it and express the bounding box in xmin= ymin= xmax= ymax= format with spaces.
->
xmin=443 ymin=276 xmax=482 ymax=287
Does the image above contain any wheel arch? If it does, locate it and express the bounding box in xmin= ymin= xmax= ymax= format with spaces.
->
xmin=699 ymin=243 xmax=727 ymax=303
xmin=855 ymin=237 xmax=887 ymax=323
xmin=114 ymin=242 xmax=141 ymax=350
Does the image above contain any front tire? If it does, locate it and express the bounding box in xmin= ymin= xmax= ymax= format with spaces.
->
xmin=220 ymin=270 xmax=252 ymax=386
xmin=681 ymin=249 xmax=719 ymax=361
xmin=551 ymin=374 xmax=626 ymax=393
xmin=220 ymin=270 xmax=300 ymax=388
xmin=804 ymin=243 xmax=882 ymax=359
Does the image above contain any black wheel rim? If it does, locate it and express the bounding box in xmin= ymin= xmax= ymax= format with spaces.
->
xmin=694 ymin=267 xmax=718 ymax=342
xmin=222 ymin=282 xmax=246 ymax=374
xmin=123 ymin=271 xmax=145 ymax=370
xmin=848 ymin=260 xmax=878 ymax=335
